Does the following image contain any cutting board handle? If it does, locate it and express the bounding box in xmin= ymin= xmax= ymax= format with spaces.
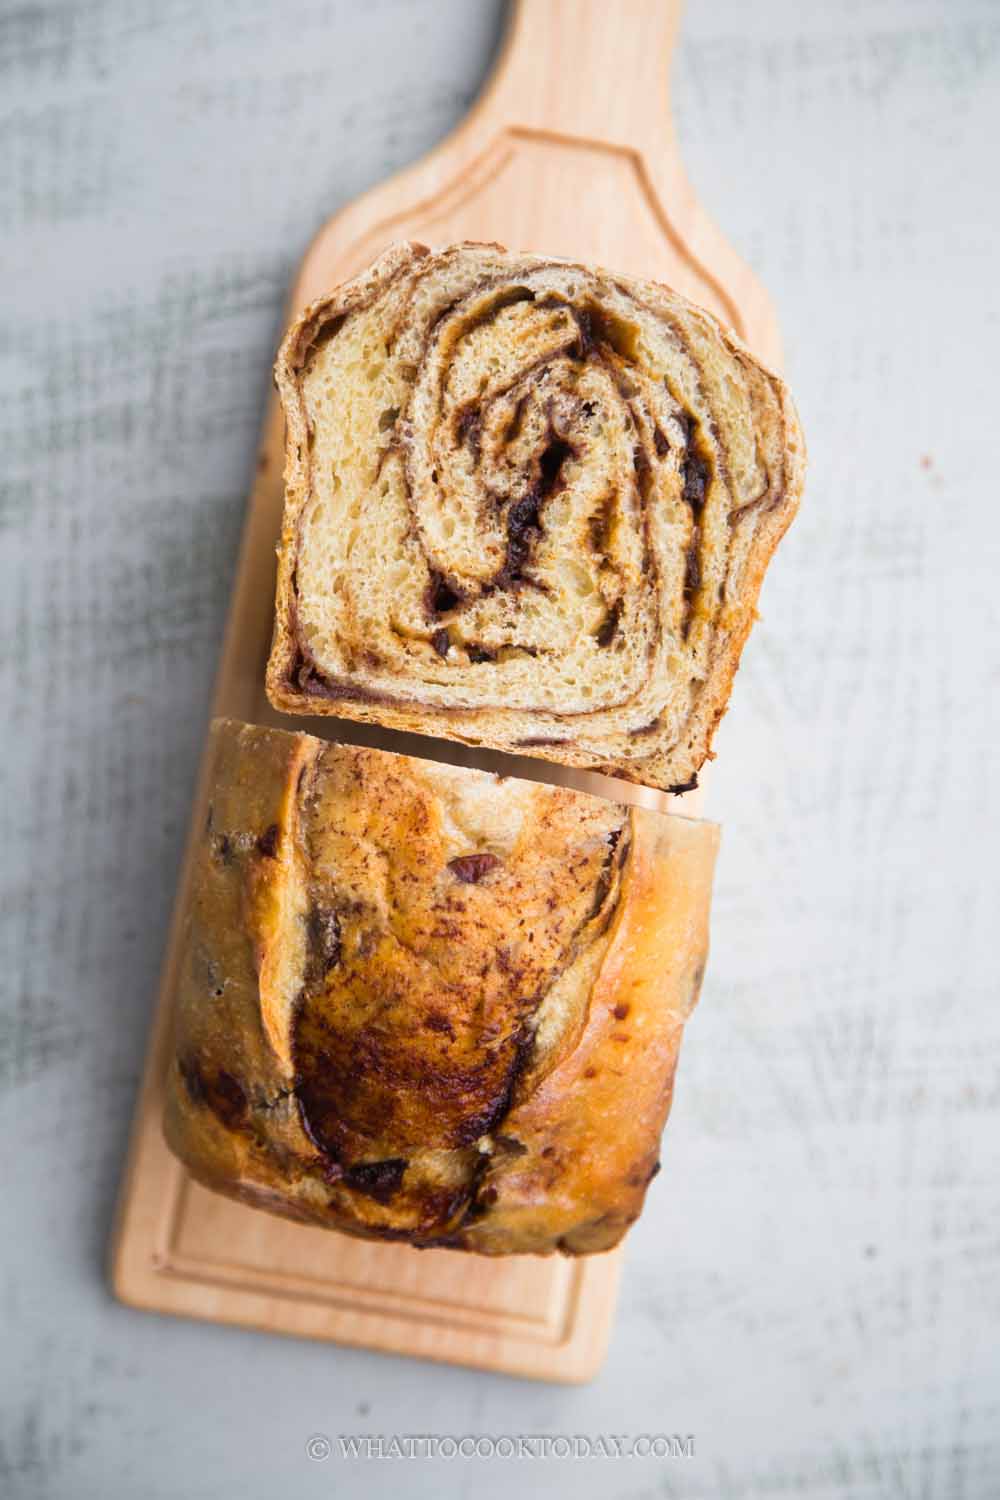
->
xmin=297 ymin=0 xmax=781 ymax=364
xmin=485 ymin=0 xmax=683 ymax=151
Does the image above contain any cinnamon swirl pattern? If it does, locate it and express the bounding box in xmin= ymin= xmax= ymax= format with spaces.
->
xmin=268 ymin=243 xmax=805 ymax=791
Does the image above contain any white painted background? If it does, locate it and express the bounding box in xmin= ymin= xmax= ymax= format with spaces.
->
xmin=2 ymin=1 xmax=998 ymax=1495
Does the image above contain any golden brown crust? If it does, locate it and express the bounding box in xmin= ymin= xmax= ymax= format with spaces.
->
xmin=163 ymin=719 xmax=719 ymax=1254
xmin=266 ymin=241 xmax=805 ymax=793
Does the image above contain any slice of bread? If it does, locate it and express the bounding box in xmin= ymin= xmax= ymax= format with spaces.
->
xmin=267 ymin=242 xmax=805 ymax=792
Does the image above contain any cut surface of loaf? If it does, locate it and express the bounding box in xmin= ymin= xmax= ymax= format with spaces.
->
xmin=163 ymin=718 xmax=719 ymax=1254
xmin=267 ymin=241 xmax=805 ymax=792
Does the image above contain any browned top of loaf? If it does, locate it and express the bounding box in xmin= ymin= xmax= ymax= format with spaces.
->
xmin=164 ymin=719 xmax=719 ymax=1254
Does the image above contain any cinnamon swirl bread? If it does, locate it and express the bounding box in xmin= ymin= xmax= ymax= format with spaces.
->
xmin=267 ymin=242 xmax=804 ymax=792
xmin=164 ymin=719 xmax=719 ymax=1255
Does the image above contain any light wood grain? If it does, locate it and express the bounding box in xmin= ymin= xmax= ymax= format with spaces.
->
xmin=111 ymin=0 xmax=782 ymax=1383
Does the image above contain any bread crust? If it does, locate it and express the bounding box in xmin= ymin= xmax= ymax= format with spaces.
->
xmin=163 ymin=719 xmax=719 ymax=1255
xmin=267 ymin=241 xmax=805 ymax=793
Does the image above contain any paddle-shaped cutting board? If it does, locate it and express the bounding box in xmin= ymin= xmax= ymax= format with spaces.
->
xmin=111 ymin=0 xmax=783 ymax=1382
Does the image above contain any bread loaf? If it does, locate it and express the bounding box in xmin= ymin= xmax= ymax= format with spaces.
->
xmin=267 ymin=241 xmax=804 ymax=792
xmin=163 ymin=718 xmax=719 ymax=1255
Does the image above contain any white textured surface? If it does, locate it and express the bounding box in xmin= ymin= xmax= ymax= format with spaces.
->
xmin=2 ymin=1 xmax=999 ymax=1496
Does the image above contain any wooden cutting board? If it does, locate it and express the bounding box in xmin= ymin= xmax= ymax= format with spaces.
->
xmin=111 ymin=0 xmax=782 ymax=1383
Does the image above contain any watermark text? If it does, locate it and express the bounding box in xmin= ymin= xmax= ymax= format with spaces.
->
xmin=306 ymin=1432 xmax=695 ymax=1461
